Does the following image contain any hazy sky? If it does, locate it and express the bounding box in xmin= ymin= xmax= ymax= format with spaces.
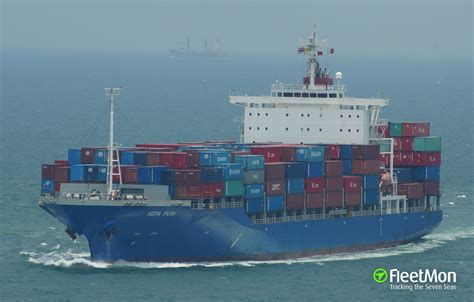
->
xmin=1 ymin=0 xmax=472 ymax=59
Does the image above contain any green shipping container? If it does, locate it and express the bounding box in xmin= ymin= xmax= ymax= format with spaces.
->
xmin=378 ymin=140 xmax=391 ymax=152
xmin=389 ymin=122 xmax=402 ymax=137
xmin=413 ymin=136 xmax=441 ymax=151
xmin=225 ymin=180 xmax=244 ymax=197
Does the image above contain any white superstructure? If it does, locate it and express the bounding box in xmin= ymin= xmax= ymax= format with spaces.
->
xmin=230 ymin=31 xmax=388 ymax=145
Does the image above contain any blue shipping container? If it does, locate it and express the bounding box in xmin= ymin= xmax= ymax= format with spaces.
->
xmin=305 ymin=146 xmax=325 ymax=162
xmin=340 ymin=145 xmax=353 ymax=160
xmin=244 ymin=184 xmax=265 ymax=198
xmin=343 ymin=160 xmax=352 ymax=175
xmin=41 ymin=179 xmax=54 ymax=193
xmin=286 ymin=178 xmax=305 ymax=194
xmin=120 ymin=152 xmax=135 ymax=165
xmin=306 ymin=162 xmax=324 ymax=177
xmin=220 ymin=163 xmax=244 ymax=180
xmin=362 ymin=174 xmax=379 ymax=190
xmin=200 ymin=167 xmax=225 ymax=183
xmin=267 ymin=195 xmax=285 ymax=211
xmin=286 ymin=163 xmax=306 ymax=179
xmin=68 ymin=149 xmax=81 ymax=165
xmin=97 ymin=166 xmax=107 ymax=182
xmin=363 ymin=189 xmax=380 ymax=204
xmin=412 ymin=166 xmax=440 ymax=181
xmin=94 ymin=149 xmax=108 ymax=164
xmin=138 ymin=167 xmax=153 ymax=184
xmin=246 ymin=198 xmax=264 ymax=213
xmin=70 ymin=165 xmax=98 ymax=182
xmin=198 ymin=151 xmax=214 ymax=166
xmin=212 ymin=151 xmax=231 ymax=165
xmin=394 ymin=168 xmax=413 ymax=184
xmin=234 ymin=155 xmax=265 ymax=170
xmin=151 ymin=166 xmax=167 ymax=184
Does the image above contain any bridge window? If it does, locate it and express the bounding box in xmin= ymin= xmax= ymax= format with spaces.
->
xmin=283 ymin=92 xmax=293 ymax=97
xmin=329 ymin=93 xmax=337 ymax=98
xmin=318 ymin=93 xmax=327 ymax=98
xmin=302 ymin=93 xmax=309 ymax=98
xmin=310 ymin=93 xmax=317 ymax=98
xmin=294 ymin=92 xmax=301 ymax=97
xmin=277 ymin=92 xmax=282 ymax=97
xmin=338 ymin=93 xmax=343 ymax=98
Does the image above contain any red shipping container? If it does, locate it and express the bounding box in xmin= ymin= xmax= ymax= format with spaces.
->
xmin=171 ymin=152 xmax=187 ymax=169
xmin=413 ymin=152 xmax=441 ymax=166
xmin=174 ymin=185 xmax=201 ymax=199
xmin=280 ymin=147 xmax=297 ymax=161
xmin=306 ymin=192 xmax=324 ymax=209
xmin=158 ymin=152 xmax=174 ymax=167
xmin=424 ymin=181 xmax=440 ymax=195
xmin=344 ymin=191 xmax=361 ymax=206
xmin=250 ymin=146 xmax=282 ymax=163
xmin=171 ymin=170 xmax=187 ymax=185
xmin=398 ymin=183 xmax=424 ymax=199
xmin=326 ymin=191 xmax=343 ymax=207
xmin=146 ymin=152 xmax=161 ymax=166
xmin=324 ymin=145 xmax=340 ymax=160
xmin=325 ymin=176 xmax=343 ymax=191
xmin=343 ymin=176 xmax=361 ymax=192
xmin=122 ymin=167 xmax=139 ymax=184
xmin=54 ymin=181 xmax=61 ymax=192
xmin=393 ymin=152 xmax=414 ymax=166
xmin=352 ymin=144 xmax=380 ymax=160
xmin=265 ymin=179 xmax=285 ymax=195
xmin=324 ymin=160 xmax=343 ymax=176
xmin=42 ymin=164 xmax=55 ymax=179
xmin=54 ymin=160 xmax=69 ymax=166
xmin=185 ymin=152 xmax=200 ymax=168
xmin=377 ymin=125 xmax=390 ymax=138
xmin=53 ymin=166 xmax=70 ymax=182
xmin=286 ymin=194 xmax=305 ymax=210
xmin=401 ymin=122 xmax=430 ymax=137
xmin=184 ymin=170 xmax=201 ymax=185
xmin=200 ymin=183 xmax=224 ymax=198
xmin=265 ymin=163 xmax=286 ymax=180
xmin=304 ymin=177 xmax=324 ymax=193
xmin=380 ymin=153 xmax=390 ymax=167
xmin=186 ymin=185 xmax=201 ymax=198
xmin=136 ymin=143 xmax=181 ymax=149
xmin=394 ymin=137 xmax=414 ymax=151
xmin=351 ymin=160 xmax=380 ymax=174
xmin=81 ymin=147 xmax=95 ymax=164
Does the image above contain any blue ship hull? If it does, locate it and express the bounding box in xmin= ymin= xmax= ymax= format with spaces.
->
xmin=40 ymin=203 xmax=442 ymax=262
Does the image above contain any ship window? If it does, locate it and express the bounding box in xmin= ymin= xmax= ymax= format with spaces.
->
xmin=253 ymin=141 xmax=256 ymax=143
xmin=286 ymin=113 xmax=289 ymax=117
xmin=283 ymin=92 xmax=293 ymax=97
xmin=348 ymin=115 xmax=351 ymax=118
xmin=318 ymin=93 xmax=327 ymax=98
xmin=277 ymin=92 xmax=282 ymax=97
xmin=265 ymin=127 xmax=268 ymax=130
xmin=356 ymin=129 xmax=359 ymax=132
xmin=285 ymin=128 xmax=289 ymax=131
xmin=302 ymin=93 xmax=309 ymax=98
xmin=348 ymin=129 xmax=351 ymax=132
xmin=310 ymin=93 xmax=317 ymax=98
xmin=257 ymin=113 xmax=260 ymax=116
xmin=257 ymin=127 xmax=260 ymax=130
xmin=329 ymin=93 xmax=337 ymax=98
xmin=294 ymin=93 xmax=301 ymax=97
xmin=319 ymin=114 xmax=323 ymax=117
xmin=307 ymin=128 xmax=310 ymax=131
xmin=300 ymin=142 xmax=304 ymax=145
xmin=265 ymin=113 xmax=269 ymax=116
xmin=301 ymin=113 xmax=304 ymax=117
xmin=340 ymin=114 xmax=343 ymax=118
xmin=357 ymin=115 xmax=360 ymax=118
xmin=319 ymin=128 xmax=322 ymax=132
xmin=339 ymin=93 xmax=343 ymax=98
xmin=300 ymin=128 xmax=304 ymax=131
xmin=249 ymin=113 xmax=252 ymax=116
xmin=249 ymin=127 xmax=252 ymax=130
xmin=340 ymin=129 xmax=343 ymax=132
xmin=307 ymin=114 xmax=310 ymax=117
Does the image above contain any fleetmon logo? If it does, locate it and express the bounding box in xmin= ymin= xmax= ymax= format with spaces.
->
xmin=373 ymin=268 xmax=388 ymax=283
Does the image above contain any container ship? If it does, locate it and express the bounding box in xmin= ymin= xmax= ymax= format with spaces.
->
xmin=169 ymin=36 xmax=227 ymax=58
xmin=39 ymin=32 xmax=442 ymax=262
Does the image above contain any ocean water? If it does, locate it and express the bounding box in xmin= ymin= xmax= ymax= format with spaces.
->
xmin=0 ymin=51 xmax=473 ymax=301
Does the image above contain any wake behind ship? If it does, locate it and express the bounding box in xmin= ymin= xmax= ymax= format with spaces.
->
xmin=39 ymin=31 xmax=442 ymax=262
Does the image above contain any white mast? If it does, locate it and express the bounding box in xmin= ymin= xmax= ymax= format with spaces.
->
xmin=105 ymin=87 xmax=121 ymax=199
xmin=297 ymin=31 xmax=328 ymax=89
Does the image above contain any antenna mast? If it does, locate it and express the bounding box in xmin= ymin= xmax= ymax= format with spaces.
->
xmin=297 ymin=31 xmax=329 ymax=89
xmin=105 ymin=87 xmax=121 ymax=199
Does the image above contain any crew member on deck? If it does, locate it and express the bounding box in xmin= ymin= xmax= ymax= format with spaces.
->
xmin=380 ymin=169 xmax=392 ymax=196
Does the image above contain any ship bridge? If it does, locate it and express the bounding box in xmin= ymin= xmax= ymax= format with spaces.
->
xmin=229 ymin=32 xmax=388 ymax=145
